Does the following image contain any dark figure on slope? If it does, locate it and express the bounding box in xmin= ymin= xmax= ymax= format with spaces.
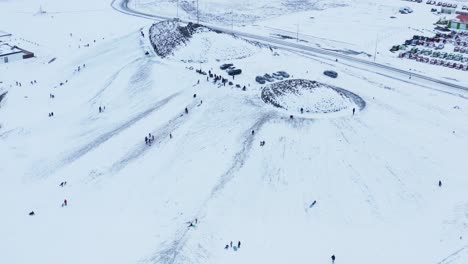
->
xmin=439 ymin=180 xmax=442 ymax=187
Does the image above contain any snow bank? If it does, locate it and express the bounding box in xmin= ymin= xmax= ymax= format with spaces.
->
xmin=149 ymin=19 xmax=203 ymax=58
xmin=261 ymin=79 xmax=364 ymax=115
xmin=149 ymin=19 xmax=261 ymax=62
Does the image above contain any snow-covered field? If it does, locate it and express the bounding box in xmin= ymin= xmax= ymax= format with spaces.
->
xmin=133 ymin=0 xmax=468 ymax=83
xmin=1 ymin=0 xmax=468 ymax=264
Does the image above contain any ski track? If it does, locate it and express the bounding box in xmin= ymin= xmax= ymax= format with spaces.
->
xmin=207 ymin=111 xmax=277 ymax=199
xmin=146 ymin=111 xmax=277 ymax=264
xmin=88 ymin=57 xmax=145 ymax=104
xmin=110 ymin=100 xmax=199 ymax=173
xmin=438 ymin=245 xmax=468 ymax=264
xmin=62 ymin=92 xmax=180 ymax=166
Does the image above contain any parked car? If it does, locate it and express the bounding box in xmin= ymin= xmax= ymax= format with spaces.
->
xmin=255 ymin=76 xmax=266 ymax=84
xmin=323 ymin=70 xmax=338 ymax=78
xmin=220 ymin=63 xmax=233 ymax=70
xmin=263 ymin=74 xmax=275 ymax=82
xmin=276 ymin=71 xmax=290 ymax=78
xmin=227 ymin=69 xmax=242 ymax=76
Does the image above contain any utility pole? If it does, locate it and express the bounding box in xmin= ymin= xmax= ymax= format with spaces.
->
xmin=374 ymin=34 xmax=378 ymax=62
xmin=296 ymin=23 xmax=299 ymax=42
xmin=197 ymin=0 xmax=199 ymax=24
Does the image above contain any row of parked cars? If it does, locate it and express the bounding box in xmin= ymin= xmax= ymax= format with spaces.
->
xmin=256 ymin=71 xmax=290 ymax=84
xmin=400 ymin=51 xmax=468 ymax=67
xmin=404 ymin=48 xmax=468 ymax=61
xmin=255 ymin=70 xmax=338 ymax=84
xmin=426 ymin=1 xmax=458 ymax=8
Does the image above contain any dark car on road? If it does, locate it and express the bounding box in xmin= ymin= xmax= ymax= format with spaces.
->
xmin=323 ymin=70 xmax=338 ymax=78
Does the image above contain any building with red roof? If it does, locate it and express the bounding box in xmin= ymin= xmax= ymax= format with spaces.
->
xmin=449 ymin=13 xmax=468 ymax=30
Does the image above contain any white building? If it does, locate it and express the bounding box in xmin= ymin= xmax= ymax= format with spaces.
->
xmin=0 ymin=43 xmax=34 ymax=64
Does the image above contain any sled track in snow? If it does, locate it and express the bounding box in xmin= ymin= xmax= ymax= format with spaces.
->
xmin=208 ymin=111 xmax=277 ymax=199
xmin=146 ymin=111 xmax=277 ymax=264
xmin=437 ymin=245 xmax=468 ymax=264
xmin=63 ymin=93 xmax=180 ymax=165
xmin=110 ymin=100 xmax=200 ymax=172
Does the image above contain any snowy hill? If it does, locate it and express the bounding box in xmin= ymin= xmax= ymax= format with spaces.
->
xmin=1 ymin=0 xmax=468 ymax=264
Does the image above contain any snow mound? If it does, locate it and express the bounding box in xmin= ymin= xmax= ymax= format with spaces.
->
xmin=149 ymin=19 xmax=203 ymax=58
xmin=261 ymin=79 xmax=365 ymax=116
xmin=173 ymin=30 xmax=261 ymax=62
xmin=149 ymin=19 xmax=260 ymax=62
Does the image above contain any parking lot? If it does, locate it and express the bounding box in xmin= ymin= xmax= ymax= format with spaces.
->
xmin=393 ymin=30 xmax=468 ymax=71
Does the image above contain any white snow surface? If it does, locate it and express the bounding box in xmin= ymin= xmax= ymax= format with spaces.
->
xmin=1 ymin=1 xmax=468 ymax=264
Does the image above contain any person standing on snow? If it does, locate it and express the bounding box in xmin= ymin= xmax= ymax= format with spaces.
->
xmin=238 ymin=241 xmax=241 ymax=248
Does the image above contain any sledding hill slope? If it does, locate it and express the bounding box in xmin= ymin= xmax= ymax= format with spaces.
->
xmin=1 ymin=2 xmax=468 ymax=264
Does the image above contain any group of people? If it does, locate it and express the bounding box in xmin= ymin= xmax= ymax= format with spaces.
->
xmin=224 ymin=241 xmax=241 ymax=250
xmin=145 ymin=133 xmax=155 ymax=146
xmin=187 ymin=218 xmax=198 ymax=228
xmin=204 ymin=69 xmax=248 ymax=91
xmin=76 ymin=64 xmax=86 ymax=73
xmin=98 ymin=106 xmax=106 ymax=113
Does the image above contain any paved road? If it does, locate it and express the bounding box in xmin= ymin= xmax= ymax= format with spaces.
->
xmin=111 ymin=0 xmax=468 ymax=92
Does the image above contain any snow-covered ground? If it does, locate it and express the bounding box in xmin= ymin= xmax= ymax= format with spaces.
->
xmin=1 ymin=1 xmax=468 ymax=264
xmin=133 ymin=0 xmax=468 ymax=83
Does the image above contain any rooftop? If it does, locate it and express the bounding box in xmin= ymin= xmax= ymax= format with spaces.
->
xmin=0 ymin=44 xmax=22 ymax=56
xmin=453 ymin=14 xmax=468 ymax=23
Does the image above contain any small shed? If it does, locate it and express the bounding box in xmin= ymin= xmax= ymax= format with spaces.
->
xmin=441 ymin=6 xmax=456 ymax=15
